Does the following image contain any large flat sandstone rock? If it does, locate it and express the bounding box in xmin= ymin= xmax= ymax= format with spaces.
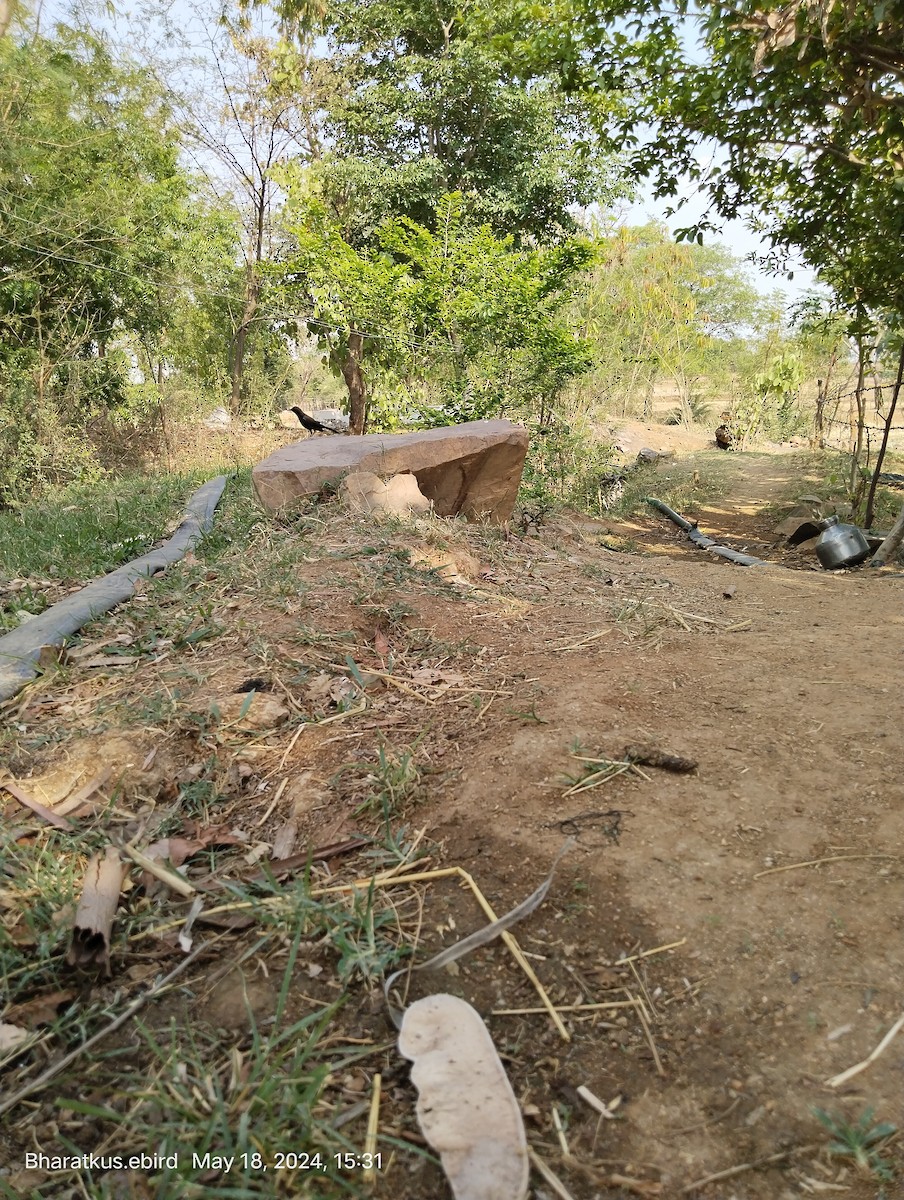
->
xmin=252 ymin=420 xmax=528 ymax=523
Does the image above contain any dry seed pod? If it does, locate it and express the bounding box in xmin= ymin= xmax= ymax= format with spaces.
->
xmin=399 ymin=994 xmax=528 ymax=1200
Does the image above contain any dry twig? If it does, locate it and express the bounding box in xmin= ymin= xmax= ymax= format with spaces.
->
xmin=680 ymin=1144 xmax=820 ymax=1193
xmin=630 ymin=992 xmax=665 ymax=1077
xmin=364 ymin=1073 xmax=381 ymax=1184
xmin=492 ymin=1000 xmax=634 ymax=1016
xmin=551 ymin=629 xmax=611 ymax=652
xmin=123 ymin=843 xmax=195 ymax=897
xmin=754 ymin=854 xmax=897 ymax=878
xmin=615 ymin=939 xmax=686 ymax=965
xmin=664 ymin=1097 xmax=741 ymax=1138
xmin=826 ymin=1011 xmax=904 ymax=1087
xmin=528 ymin=1148 xmax=578 ymax=1200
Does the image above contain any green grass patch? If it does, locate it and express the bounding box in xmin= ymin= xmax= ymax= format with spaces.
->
xmin=0 ymin=471 xmax=212 ymax=582
xmin=612 ymin=450 xmax=735 ymax=520
xmin=0 ymin=830 xmax=418 ymax=1198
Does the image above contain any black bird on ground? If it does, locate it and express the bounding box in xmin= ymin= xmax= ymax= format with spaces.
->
xmin=290 ymin=406 xmax=339 ymax=434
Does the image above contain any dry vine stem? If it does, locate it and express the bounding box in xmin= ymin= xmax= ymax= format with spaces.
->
xmin=754 ymin=853 xmax=898 ymax=878
xmin=826 ymin=1011 xmax=904 ymax=1087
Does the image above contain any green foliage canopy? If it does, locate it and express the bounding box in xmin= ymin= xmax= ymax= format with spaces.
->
xmin=262 ymin=0 xmax=627 ymax=425
xmin=278 ymin=186 xmax=593 ymax=425
xmin=492 ymin=0 xmax=904 ymax=324
xmin=0 ymin=27 xmax=197 ymax=367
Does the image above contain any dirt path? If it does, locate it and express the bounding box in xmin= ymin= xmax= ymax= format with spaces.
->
xmin=410 ymin=445 xmax=903 ymax=1197
xmin=420 ymin=552 xmax=902 ymax=1198
xmin=602 ymin=443 xmax=834 ymax=568
xmin=3 ymin=449 xmax=902 ymax=1199
xmin=688 ymin=450 xmax=818 ymax=539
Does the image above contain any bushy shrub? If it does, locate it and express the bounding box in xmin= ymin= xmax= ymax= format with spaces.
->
xmin=0 ymin=358 xmax=108 ymax=507
xmin=519 ymin=420 xmax=618 ymax=519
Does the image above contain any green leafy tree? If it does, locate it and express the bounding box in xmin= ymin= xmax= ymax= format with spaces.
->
xmin=260 ymin=0 xmax=625 ymax=428
xmin=497 ymin=0 xmax=904 ymax=324
xmin=0 ymin=21 xmax=223 ymax=500
xmin=274 ymin=173 xmax=413 ymax=425
xmin=0 ymin=28 xmax=193 ymax=370
xmin=278 ymin=187 xmax=593 ymax=428
xmin=381 ymin=194 xmax=594 ymax=423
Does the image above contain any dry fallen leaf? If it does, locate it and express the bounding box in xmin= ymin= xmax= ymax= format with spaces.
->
xmin=0 ymin=779 xmax=75 ymax=831
xmin=408 ymin=666 xmax=465 ymax=690
xmin=4 ymin=990 xmax=75 ymax=1028
xmin=271 ymin=819 xmax=298 ymax=861
xmin=242 ymin=842 xmax=270 ymax=866
xmin=214 ymin=693 xmax=289 ymax=730
xmin=52 ymin=768 xmax=112 ymax=818
xmin=399 ymin=994 xmax=528 ymax=1200
xmin=306 ymin=672 xmax=358 ymax=706
xmin=143 ymin=836 xmax=204 ymax=869
xmin=67 ymin=635 xmax=133 ymax=661
xmin=76 ymin=654 xmax=135 ymax=670
xmin=0 ymin=1024 xmax=29 ymax=1053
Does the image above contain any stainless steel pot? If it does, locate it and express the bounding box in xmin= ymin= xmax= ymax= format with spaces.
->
xmin=815 ymin=515 xmax=870 ymax=569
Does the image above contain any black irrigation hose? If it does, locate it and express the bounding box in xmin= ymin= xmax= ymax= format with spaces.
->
xmin=645 ymin=498 xmax=772 ymax=568
xmin=0 ymin=475 xmax=228 ymax=703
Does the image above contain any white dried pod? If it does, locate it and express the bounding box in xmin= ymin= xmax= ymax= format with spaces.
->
xmin=399 ymin=993 xmax=528 ymax=1200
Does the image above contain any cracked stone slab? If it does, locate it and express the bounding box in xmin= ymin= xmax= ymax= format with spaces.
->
xmin=251 ymin=419 xmax=529 ymax=523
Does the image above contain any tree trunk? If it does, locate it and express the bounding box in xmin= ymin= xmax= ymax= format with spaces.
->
xmin=812 ymin=357 xmax=836 ymax=450
xmin=864 ymin=339 xmax=904 ymax=528
xmin=849 ymin=339 xmax=867 ymax=496
xmin=868 ymin=498 xmax=904 ymax=568
xmin=340 ymin=329 xmax=367 ymax=434
xmin=231 ymin=324 xmax=247 ymax=410
xmin=642 ymin=372 xmax=657 ymax=422
xmin=231 ymin=279 xmax=258 ymax=413
xmin=231 ymin=186 xmax=267 ymax=414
